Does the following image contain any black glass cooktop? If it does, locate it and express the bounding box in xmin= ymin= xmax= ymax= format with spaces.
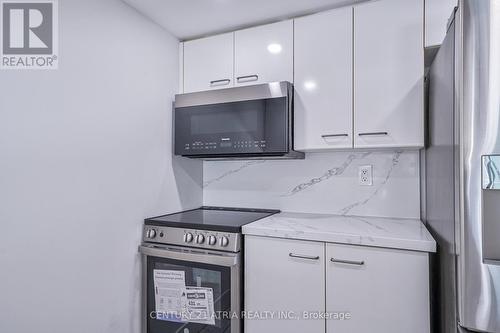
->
xmin=145 ymin=206 xmax=280 ymax=232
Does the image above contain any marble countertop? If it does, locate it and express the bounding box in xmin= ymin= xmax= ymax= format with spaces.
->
xmin=242 ymin=212 xmax=436 ymax=253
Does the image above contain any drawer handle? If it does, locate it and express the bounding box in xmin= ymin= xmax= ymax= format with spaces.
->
xmin=331 ymin=258 xmax=365 ymax=266
xmin=358 ymin=132 xmax=388 ymax=136
xmin=210 ymin=79 xmax=231 ymax=86
xmin=322 ymin=134 xmax=349 ymax=138
xmin=289 ymin=253 xmax=320 ymax=261
xmin=237 ymin=74 xmax=259 ymax=82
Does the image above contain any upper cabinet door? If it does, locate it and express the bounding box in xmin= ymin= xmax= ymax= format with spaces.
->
xmin=234 ymin=20 xmax=293 ymax=86
xmin=354 ymin=0 xmax=424 ymax=149
xmin=183 ymin=33 xmax=234 ymax=93
xmin=294 ymin=8 xmax=353 ymax=151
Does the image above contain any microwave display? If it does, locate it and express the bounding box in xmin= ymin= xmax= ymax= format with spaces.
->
xmin=190 ymin=103 xmax=263 ymax=135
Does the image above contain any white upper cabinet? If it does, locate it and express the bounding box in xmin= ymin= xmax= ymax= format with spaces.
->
xmin=326 ymin=243 xmax=430 ymax=333
xmin=294 ymin=8 xmax=353 ymax=151
xmin=425 ymin=0 xmax=457 ymax=47
xmin=234 ymin=20 xmax=293 ymax=86
xmin=354 ymin=0 xmax=424 ymax=149
xmin=183 ymin=33 xmax=234 ymax=93
xmin=180 ymin=2 xmax=426 ymax=150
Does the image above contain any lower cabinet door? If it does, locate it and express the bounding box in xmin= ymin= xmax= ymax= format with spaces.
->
xmin=244 ymin=236 xmax=325 ymax=333
xmin=326 ymin=243 xmax=430 ymax=333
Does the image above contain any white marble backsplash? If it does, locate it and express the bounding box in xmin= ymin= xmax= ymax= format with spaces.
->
xmin=203 ymin=150 xmax=421 ymax=219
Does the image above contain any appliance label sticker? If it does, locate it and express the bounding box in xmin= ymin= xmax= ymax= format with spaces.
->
xmin=182 ymin=287 xmax=215 ymax=326
xmin=153 ymin=271 xmax=215 ymax=325
xmin=153 ymin=270 xmax=186 ymax=322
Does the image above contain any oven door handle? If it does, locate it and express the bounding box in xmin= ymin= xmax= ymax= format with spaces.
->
xmin=139 ymin=244 xmax=240 ymax=267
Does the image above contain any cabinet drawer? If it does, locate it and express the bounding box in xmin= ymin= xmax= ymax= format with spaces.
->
xmin=245 ymin=236 xmax=325 ymax=333
xmin=326 ymin=243 xmax=430 ymax=333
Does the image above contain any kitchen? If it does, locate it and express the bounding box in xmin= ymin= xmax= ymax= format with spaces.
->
xmin=1 ymin=0 xmax=498 ymax=333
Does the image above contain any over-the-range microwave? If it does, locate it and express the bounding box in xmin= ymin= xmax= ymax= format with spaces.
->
xmin=174 ymin=81 xmax=304 ymax=159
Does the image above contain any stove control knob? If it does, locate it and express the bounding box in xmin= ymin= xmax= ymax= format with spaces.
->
xmin=196 ymin=234 xmax=205 ymax=244
xmin=184 ymin=232 xmax=194 ymax=243
xmin=146 ymin=229 xmax=157 ymax=239
xmin=219 ymin=236 xmax=229 ymax=247
xmin=208 ymin=235 xmax=217 ymax=246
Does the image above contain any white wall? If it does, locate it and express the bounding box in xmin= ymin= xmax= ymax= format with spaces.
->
xmin=204 ymin=150 xmax=420 ymax=218
xmin=0 ymin=1 xmax=202 ymax=333
xmin=425 ymin=0 xmax=457 ymax=47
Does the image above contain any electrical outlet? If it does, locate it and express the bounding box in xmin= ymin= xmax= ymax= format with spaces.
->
xmin=359 ymin=165 xmax=373 ymax=186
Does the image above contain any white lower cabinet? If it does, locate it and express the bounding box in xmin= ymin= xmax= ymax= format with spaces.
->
xmin=245 ymin=236 xmax=431 ymax=333
xmin=244 ymin=235 xmax=325 ymax=333
xmin=326 ymin=243 xmax=430 ymax=333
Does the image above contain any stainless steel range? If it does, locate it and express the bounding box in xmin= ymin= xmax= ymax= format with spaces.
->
xmin=139 ymin=206 xmax=279 ymax=333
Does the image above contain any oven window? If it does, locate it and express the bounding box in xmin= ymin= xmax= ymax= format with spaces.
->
xmin=146 ymin=256 xmax=233 ymax=333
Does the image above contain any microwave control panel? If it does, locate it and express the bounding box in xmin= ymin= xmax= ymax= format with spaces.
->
xmin=183 ymin=140 xmax=267 ymax=151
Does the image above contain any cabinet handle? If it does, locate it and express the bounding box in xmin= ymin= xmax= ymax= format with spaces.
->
xmin=322 ymin=134 xmax=349 ymax=138
xmin=236 ymin=74 xmax=259 ymax=83
xmin=330 ymin=258 xmax=365 ymax=266
xmin=358 ymin=132 xmax=388 ymax=136
xmin=289 ymin=253 xmax=320 ymax=261
xmin=210 ymin=79 xmax=231 ymax=86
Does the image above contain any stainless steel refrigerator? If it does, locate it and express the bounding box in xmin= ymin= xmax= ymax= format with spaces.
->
xmin=426 ymin=0 xmax=500 ymax=332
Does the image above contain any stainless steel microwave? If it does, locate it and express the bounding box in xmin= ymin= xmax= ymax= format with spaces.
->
xmin=173 ymin=81 xmax=304 ymax=159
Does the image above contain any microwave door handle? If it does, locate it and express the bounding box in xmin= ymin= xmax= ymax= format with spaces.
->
xmin=139 ymin=244 xmax=239 ymax=267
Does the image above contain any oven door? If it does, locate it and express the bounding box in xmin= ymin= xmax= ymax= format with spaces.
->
xmin=174 ymin=82 xmax=292 ymax=157
xmin=139 ymin=244 xmax=241 ymax=333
